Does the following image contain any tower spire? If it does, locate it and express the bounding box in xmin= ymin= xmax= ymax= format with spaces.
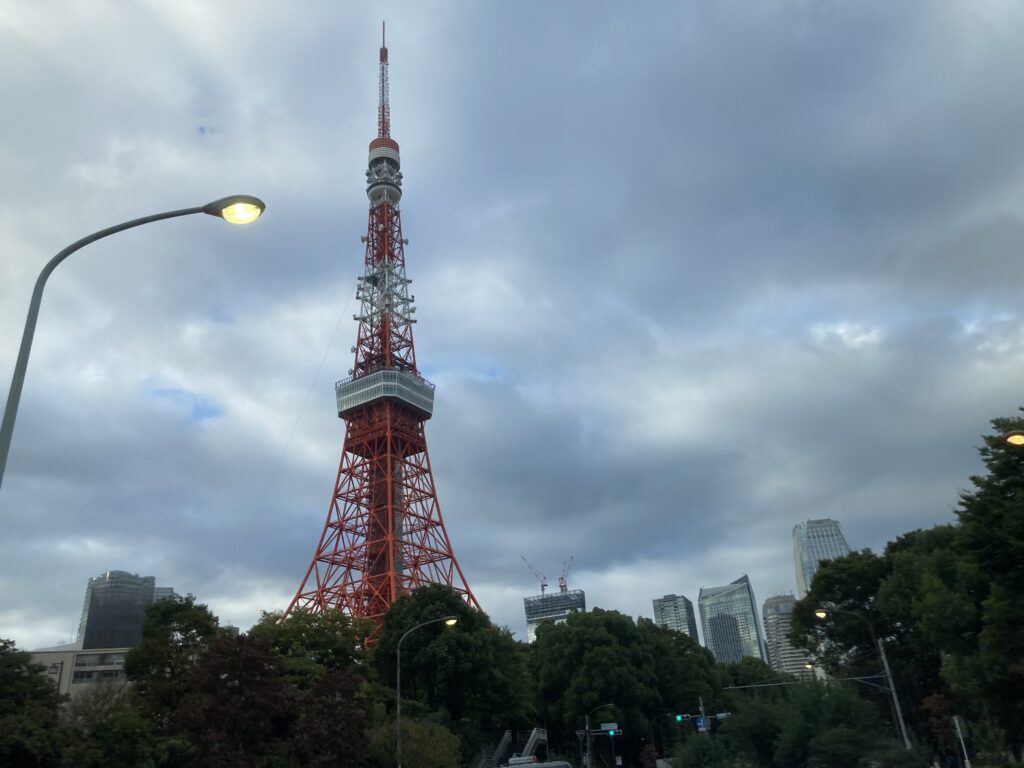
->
xmin=285 ymin=32 xmax=479 ymax=641
xmin=378 ymin=21 xmax=390 ymax=139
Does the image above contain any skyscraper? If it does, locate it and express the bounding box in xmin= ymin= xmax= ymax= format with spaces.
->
xmin=698 ymin=575 xmax=766 ymax=664
xmin=653 ymin=594 xmax=699 ymax=640
xmin=77 ymin=571 xmax=176 ymax=650
xmin=762 ymin=594 xmax=811 ymax=677
xmin=793 ymin=519 xmax=851 ymax=597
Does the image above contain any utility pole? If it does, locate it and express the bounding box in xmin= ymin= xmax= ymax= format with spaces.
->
xmin=585 ymin=712 xmax=592 ymax=768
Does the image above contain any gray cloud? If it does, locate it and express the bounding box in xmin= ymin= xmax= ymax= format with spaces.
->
xmin=3 ymin=2 xmax=1024 ymax=648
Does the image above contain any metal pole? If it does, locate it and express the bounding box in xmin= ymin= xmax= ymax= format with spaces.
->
xmin=396 ymin=641 xmax=403 ymax=768
xmin=875 ymin=634 xmax=912 ymax=750
xmin=585 ymin=713 xmax=591 ymax=768
xmin=952 ymin=716 xmax=972 ymax=768
xmin=394 ymin=616 xmax=456 ymax=768
xmin=0 ymin=206 xmax=207 ymax=495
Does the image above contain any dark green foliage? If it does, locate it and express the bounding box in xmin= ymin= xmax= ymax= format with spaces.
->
xmin=371 ymin=583 xmax=533 ymax=759
xmin=673 ymin=732 xmax=732 ymax=768
xmin=123 ymin=594 xmax=220 ymax=732
xmin=248 ymin=608 xmax=363 ymax=690
xmin=0 ymin=638 xmax=63 ymax=768
xmin=366 ymin=718 xmax=462 ymax=768
xmin=179 ymin=633 xmax=292 ymax=767
xmin=290 ymin=667 xmax=372 ymax=768
xmin=59 ymin=686 xmax=161 ymax=768
xmin=533 ymin=608 xmax=718 ymax=766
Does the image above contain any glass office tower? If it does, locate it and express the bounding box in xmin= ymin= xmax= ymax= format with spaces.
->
xmin=793 ymin=519 xmax=851 ymax=598
xmin=698 ymin=574 xmax=766 ymax=664
xmin=77 ymin=571 xmax=176 ymax=649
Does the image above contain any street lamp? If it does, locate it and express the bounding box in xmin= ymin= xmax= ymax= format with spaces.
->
xmin=815 ymin=605 xmax=912 ymax=750
xmin=585 ymin=702 xmax=617 ymax=768
xmin=395 ymin=615 xmax=458 ymax=768
xmin=1003 ymin=430 xmax=1024 ymax=446
xmin=0 ymin=195 xmax=266 ymax=495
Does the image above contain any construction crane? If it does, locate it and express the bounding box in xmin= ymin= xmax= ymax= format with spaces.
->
xmin=521 ymin=556 xmax=548 ymax=595
xmin=558 ymin=555 xmax=574 ymax=593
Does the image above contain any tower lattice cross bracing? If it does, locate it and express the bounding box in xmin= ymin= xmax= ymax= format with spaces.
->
xmin=285 ymin=28 xmax=479 ymax=638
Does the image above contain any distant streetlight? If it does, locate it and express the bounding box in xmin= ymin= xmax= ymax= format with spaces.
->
xmin=0 ymin=196 xmax=266 ymax=496
xmin=815 ymin=605 xmax=912 ymax=750
xmin=396 ymin=615 xmax=458 ymax=768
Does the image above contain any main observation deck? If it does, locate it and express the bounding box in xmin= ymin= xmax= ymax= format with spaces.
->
xmin=335 ymin=368 xmax=435 ymax=420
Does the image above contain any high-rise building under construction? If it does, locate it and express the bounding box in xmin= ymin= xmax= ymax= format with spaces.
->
xmin=524 ymin=586 xmax=586 ymax=643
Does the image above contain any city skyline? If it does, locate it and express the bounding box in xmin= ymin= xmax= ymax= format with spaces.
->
xmin=4 ymin=3 xmax=1024 ymax=650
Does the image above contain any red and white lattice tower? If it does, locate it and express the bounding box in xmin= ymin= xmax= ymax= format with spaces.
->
xmin=285 ymin=26 xmax=480 ymax=637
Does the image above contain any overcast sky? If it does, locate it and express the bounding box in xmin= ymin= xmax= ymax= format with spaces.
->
xmin=3 ymin=1 xmax=1024 ymax=649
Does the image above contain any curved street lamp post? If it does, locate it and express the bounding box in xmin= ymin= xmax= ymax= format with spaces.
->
xmin=585 ymin=702 xmax=618 ymax=768
xmin=814 ymin=605 xmax=912 ymax=750
xmin=395 ymin=615 xmax=458 ymax=768
xmin=0 ymin=196 xmax=265 ymax=495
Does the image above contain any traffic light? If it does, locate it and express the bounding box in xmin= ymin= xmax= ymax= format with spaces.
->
xmin=675 ymin=714 xmax=690 ymax=722
xmin=607 ymin=729 xmax=617 ymax=736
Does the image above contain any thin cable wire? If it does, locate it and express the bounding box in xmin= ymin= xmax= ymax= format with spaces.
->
xmin=234 ymin=278 xmax=358 ymax=560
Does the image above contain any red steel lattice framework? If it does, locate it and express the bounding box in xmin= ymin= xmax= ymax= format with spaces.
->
xmin=285 ymin=27 xmax=479 ymax=637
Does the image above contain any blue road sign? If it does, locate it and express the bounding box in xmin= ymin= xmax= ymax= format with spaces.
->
xmin=696 ymin=717 xmax=707 ymax=731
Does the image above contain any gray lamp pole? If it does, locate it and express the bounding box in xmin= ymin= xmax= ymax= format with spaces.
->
xmin=585 ymin=702 xmax=617 ymax=768
xmin=0 ymin=195 xmax=265 ymax=496
xmin=395 ymin=615 xmax=457 ymax=768
xmin=815 ymin=605 xmax=912 ymax=750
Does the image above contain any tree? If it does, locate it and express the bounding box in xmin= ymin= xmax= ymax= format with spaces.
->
xmin=367 ymin=718 xmax=461 ymax=768
xmin=954 ymin=415 xmax=1024 ymax=754
xmin=532 ymin=609 xmax=719 ymax=765
xmin=372 ymin=583 xmax=533 ymax=758
xmin=672 ymin=732 xmax=731 ymax=768
xmin=179 ymin=633 xmax=292 ymax=768
xmin=248 ymin=608 xmax=364 ymax=691
xmin=291 ymin=667 xmax=372 ymax=768
xmin=124 ymin=595 xmax=220 ymax=734
xmin=0 ymin=638 xmax=63 ymax=768
xmin=59 ymin=685 xmax=162 ymax=768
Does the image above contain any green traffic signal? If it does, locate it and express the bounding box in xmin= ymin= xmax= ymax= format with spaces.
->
xmin=607 ymin=729 xmax=616 ymax=736
xmin=675 ymin=715 xmax=683 ymax=722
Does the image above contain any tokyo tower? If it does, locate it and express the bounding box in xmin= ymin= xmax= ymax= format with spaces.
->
xmin=285 ymin=26 xmax=479 ymax=636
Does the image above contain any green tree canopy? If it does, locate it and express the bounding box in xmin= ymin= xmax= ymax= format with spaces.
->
xmin=0 ymin=638 xmax=64 ymax=768
xmin=124 ymin=594 xmax=220 ymax=733
xmin=533 ymin=608 xmax=718 ymax=765
xmin=249 ymin=607 xmax=364 ymax=690
xmin=371 ymin=584 xmax=532 ymax=760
